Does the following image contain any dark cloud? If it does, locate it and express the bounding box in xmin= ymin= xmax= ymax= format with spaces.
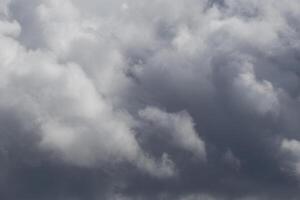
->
xmin=1 ymin=0 xmax=300 ymax=199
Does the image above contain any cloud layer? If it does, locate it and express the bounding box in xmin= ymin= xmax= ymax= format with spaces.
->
xmin=1 ymin=0 xmax=300 ymax=199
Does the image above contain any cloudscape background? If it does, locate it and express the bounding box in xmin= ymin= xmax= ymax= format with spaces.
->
xmin=1 ymin=0 xmax=300 ymax=199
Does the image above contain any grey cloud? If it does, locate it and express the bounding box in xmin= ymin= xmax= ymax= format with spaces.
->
xmin=0 ymin=1 xmax=176 ymax=178
xmin=1 ymin=0 xmax=300 ymax=199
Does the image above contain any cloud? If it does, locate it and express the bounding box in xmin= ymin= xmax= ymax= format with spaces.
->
xmin=178 ymin=194 xmax=218 ymax=200
xmin=1 ymin=0 xmax=300 ymax=199
xmin=232 ymin=61 xmax=280 ymax=115
xmin=0 ymin=1 xmax=176 ymax=178
xmin=139 ymin=106 xmax=206 ymax=159
xmin=281 ymin=139 xmax=300 ymax=176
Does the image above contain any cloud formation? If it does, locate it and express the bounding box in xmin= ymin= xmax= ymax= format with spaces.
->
xmin=1 ymin=0 xmax=300 ymax=199
xmin=139 ymin=106 xmax=206 ymax=159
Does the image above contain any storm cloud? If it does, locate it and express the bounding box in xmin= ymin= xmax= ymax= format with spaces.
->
xmin=1 ymin=0 xmax=300 ymax=199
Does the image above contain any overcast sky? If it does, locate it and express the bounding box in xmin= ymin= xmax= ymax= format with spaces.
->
xmin=1 ymin=0 xmax=300 ymax=199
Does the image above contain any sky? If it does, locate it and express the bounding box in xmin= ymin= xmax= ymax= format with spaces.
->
xmin=1 ymin=0 xmax=300 ymax=199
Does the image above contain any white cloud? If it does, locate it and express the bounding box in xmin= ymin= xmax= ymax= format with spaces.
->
xmin=281 ymin=139 xmax=300 ymax=176
xmin=233 ymin=62 xmax=280 ymax=115
xmin=139 ymin=106 xmax=206 ymax=159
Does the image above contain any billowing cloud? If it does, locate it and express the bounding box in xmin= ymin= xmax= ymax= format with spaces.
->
xmin=139 ymin=106 xmax=206 ymax=159
xmin=0 ymin=0 xmax=176 ymax=179
xmin=1 ymin=0 xmax=300 ymax=199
